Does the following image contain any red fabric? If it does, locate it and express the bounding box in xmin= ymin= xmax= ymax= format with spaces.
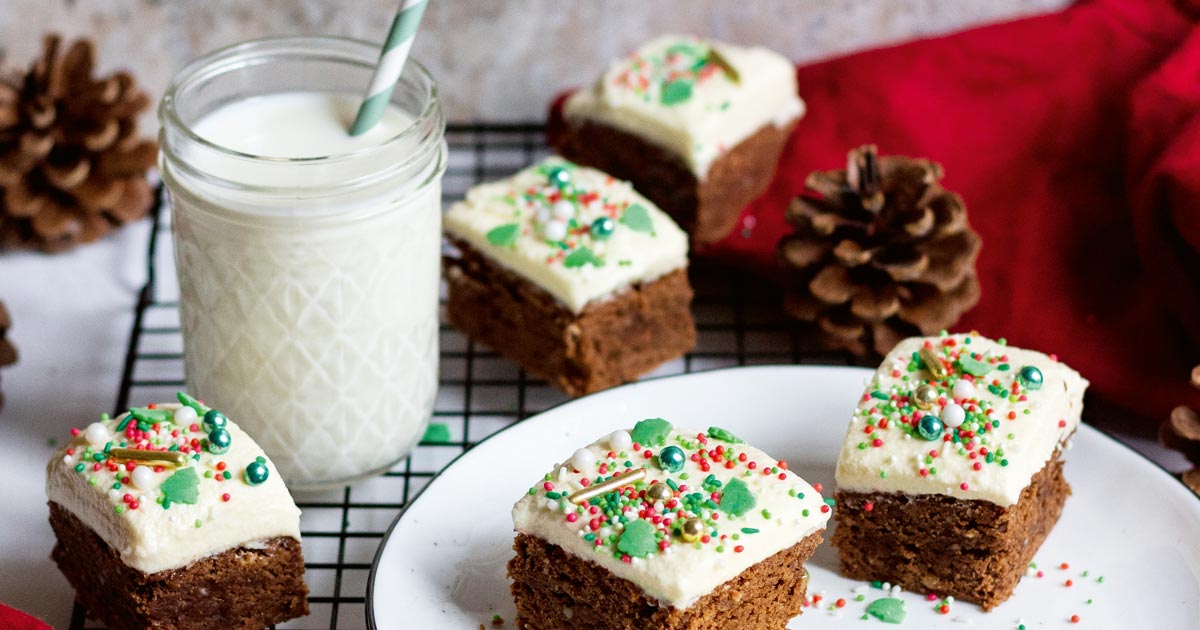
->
xmin=0 ymin=604 xmax=53 ymax=630
xmin=549 ymin=0 xmax=1200 ymax=420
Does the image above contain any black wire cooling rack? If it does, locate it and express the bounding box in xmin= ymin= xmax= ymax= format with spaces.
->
xmin=71 ymin=123 xmax=868 ymax=630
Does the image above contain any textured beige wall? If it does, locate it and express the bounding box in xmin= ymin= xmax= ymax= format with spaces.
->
xmin=0 ymin=0 xmax=1067 ymax=124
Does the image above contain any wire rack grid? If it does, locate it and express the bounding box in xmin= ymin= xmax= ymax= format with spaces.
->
xmin=71 ymin=123 xmax=861 ymax=630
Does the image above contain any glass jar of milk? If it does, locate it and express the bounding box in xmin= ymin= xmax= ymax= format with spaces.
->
xmin=159 ymin=37 xmax=445 ymax=489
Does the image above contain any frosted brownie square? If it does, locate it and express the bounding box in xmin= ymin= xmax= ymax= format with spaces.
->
xmin=832 ymin=334 xmax=1088 ymax=609
xmin=509 ymin=418 xmax=830 ymax=628
xmin=554 ymin=35 xmax=802 ymax=245
xmin=46 ymin=393 xmax=308 ymax=629
xmin=443 ymin=157 xmax=695 ymax=396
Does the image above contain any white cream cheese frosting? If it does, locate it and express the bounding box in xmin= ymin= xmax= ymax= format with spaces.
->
xmin=835 ymin=334 xmax=1088 ymax=506
xmin=512 ymin=419 xmax=830 ymax=609
xmin=564 ymin=34 xmax=803 ymax=178
xmin=444 ymin=157 xmax=688 ymax=313
xmin=46 ymin=395 xmax=302 ymax=574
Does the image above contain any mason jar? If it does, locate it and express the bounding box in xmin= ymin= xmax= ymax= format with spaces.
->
xmin=159 ymin=36 xmax=446 ymax=489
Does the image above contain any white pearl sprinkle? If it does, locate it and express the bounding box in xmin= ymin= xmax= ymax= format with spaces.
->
xmin=174 ymin=405 xmax=199 ymax=425
xmin=942 ymin=403 xmax=966 ymax=428
xmin=607 ymin=430 xmax=632 ymax=451
xmin=552 ymin=200 xmax=575 ymax=220
xmin=84 ymin=423 xmax=110 ymax=447
xmin=570 ymin=448 xmax=595 ymax=472
xmin=131 ymin=465 xmax=157 ymax=491
xmin=543 ymin=220 xmax=568 ymax=241
xmin=951 ymin=379 xmax=976 ymax=400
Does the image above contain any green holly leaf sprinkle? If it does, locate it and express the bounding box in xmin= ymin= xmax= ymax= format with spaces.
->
xmin=620 ymin=204 xmax=655 ymax=234
xmin=718 ymin=477 xmax=756 ymax=517
xmin=866 ymin=597 xmax=906 ymax=624
xmin=486 ymin=223 xmax=520 ymax=248
xmin=706 ymin=426 xmax=744 ymax=444
xmin=131 ymin=407 xmax=173 ymax=425
xmin=421 ymin=422 xmax=451 ymax=444
xmin=176 ymin=392 xmax=209 ymax=414
xmin=160 ymin=467 xmax=200 ymax=506
xmin=616 ymin=518 xmax=658 ymax=558
xmin=660 ymin=78 xmax=694 ymax=105
xmin=563 ymin=247 xmax=604 ymax=269
xmin=630 ymin=418 xmax=673 ymax=446
xmin=957 ymin=355 xmax=993 ymax=377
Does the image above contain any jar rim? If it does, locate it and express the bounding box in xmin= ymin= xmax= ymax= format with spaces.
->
xmin=158 ymin=35 xmax=439 ymax=166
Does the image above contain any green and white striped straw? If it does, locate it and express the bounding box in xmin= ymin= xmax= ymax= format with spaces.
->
xmin=348 ymin=0 xmax=430 ymax=136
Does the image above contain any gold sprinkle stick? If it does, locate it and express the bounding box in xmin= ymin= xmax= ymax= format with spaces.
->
xmin=567 ymin=468 xmax=646 ymax=505
xmin=108 ymin=448 xmax=188 ymax=467
xmin=919 ymin=347 xmax=948 ymax=380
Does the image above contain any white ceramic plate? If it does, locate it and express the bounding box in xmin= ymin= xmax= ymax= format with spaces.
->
xmin=368 ymin=366 xmax=1200 ymax=629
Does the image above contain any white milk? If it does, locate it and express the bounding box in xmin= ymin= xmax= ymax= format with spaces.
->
xmin=165 ymin=90 xmax=443 ymax=488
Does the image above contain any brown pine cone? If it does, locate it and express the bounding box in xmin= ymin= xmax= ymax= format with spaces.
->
xmin=0 ymin=300 xmax=15 ymax=411
xmin=779 ymin=145 xmax=982 ymax=356
xmin=0 ymin=35 xmax=157 ymax=252
xmin=1161 ymin=365 xmax=1200 ymax=495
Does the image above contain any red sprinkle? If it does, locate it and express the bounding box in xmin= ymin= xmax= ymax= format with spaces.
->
xmin=1065 ymin=579 xmax=1074 ymax=587
xmin=733 ymin=545 xmax=744 ymax=553
xmin=1071 ymin=615 xmax=1080 ymax=623
xmin=939 ymin=604 xmax=950 ymax=615
xmin=864 ymin=502 xmax=875 ymax=512
xmin=835 ymin=598 xmax=846 ymax=608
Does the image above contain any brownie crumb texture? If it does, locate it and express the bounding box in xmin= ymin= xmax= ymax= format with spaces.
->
xmin=49 ymin=502 xmax=308 ymax=630
xmin=446 ymin=239 xmax=696 ymax=397
xmin=833 ymin=455 xmax=1071 ymax=610
xmin=509 ymin=531 xmax=821 ymax=630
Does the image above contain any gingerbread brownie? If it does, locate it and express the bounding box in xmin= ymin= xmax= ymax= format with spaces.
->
xmin=46 ymin=393 xmax=308 ymax=629
xmin=444 ymin=157 xmax=695 ymax=397
xmin=554 ymin=35 xmax=802 ymax=245
xmin=509 ymin=418 xmax=830 ymax=629
xmin=832 ymin=334 xmax=1088 ymax=610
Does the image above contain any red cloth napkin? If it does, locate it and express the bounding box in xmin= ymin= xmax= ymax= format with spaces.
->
xmin=550 ymin=0 xmax=1200 ymax=421
xmin=0 ymin=604 xmax=53 ymax=630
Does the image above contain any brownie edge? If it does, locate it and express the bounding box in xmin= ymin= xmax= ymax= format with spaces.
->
xmin=445 ymin=238 xmax=696 ymax=397
xmin=49 ymin=501 xmax=308 ymax=630
xmin=832 ymin=454 xmax=1071 ymax=610
xmin=509 ymin=530 xmax=822 ymax=630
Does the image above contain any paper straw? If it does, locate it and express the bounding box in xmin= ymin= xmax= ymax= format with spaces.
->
xmin=348 ymin=0 xmax=430 ymax=136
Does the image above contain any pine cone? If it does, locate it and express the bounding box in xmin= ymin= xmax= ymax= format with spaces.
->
xmin=0 ymin=300 xmax=16 ymax=411
xmin=0 ymin=35 xmax=157 ymax=252
xmin=779 ymin=145 xmax=982 ymax=356
xmin=1161 ymin=365 xmax=1200 ymax=496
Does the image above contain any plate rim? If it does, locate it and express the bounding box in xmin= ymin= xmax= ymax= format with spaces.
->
xmin=364 ymin=363 xmax=1198 ymax=629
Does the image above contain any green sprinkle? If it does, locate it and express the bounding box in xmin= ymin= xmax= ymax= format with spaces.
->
xmin=485 ymin=223 xmax=520 ymax=247
xmin=630 ymin=418 xmax=672 ymax=446
xmin=866 ymin=597 xmax=906 ymax=624
xmin=563 ymin=246 xmax=604 ymax=268
xmin=718 ymin=478 xmax=756 ymax=517
xmin=741 ymin=527 xmax=760 ymax=534
xmin=421 ymin=422 xmax=452 ymax=444
xmin=545 ymin=492 xmax=562 ymax=500
xmin=114 ymin=505 xmax=124 ymax=514
xmin=74 ymin=463 xmax=85 ymax=473
xmin=194 ymin=519 xmax=202 ymax=528
xmin=760 ymin=509 xmax=771 ymax=519
xmin=706 ymin=426 xmax=744 ymax=444
xmin=660 ymin=78 xmax=694 ymax=105
xmin=616 ymin=519 xmax=657 ymax=558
